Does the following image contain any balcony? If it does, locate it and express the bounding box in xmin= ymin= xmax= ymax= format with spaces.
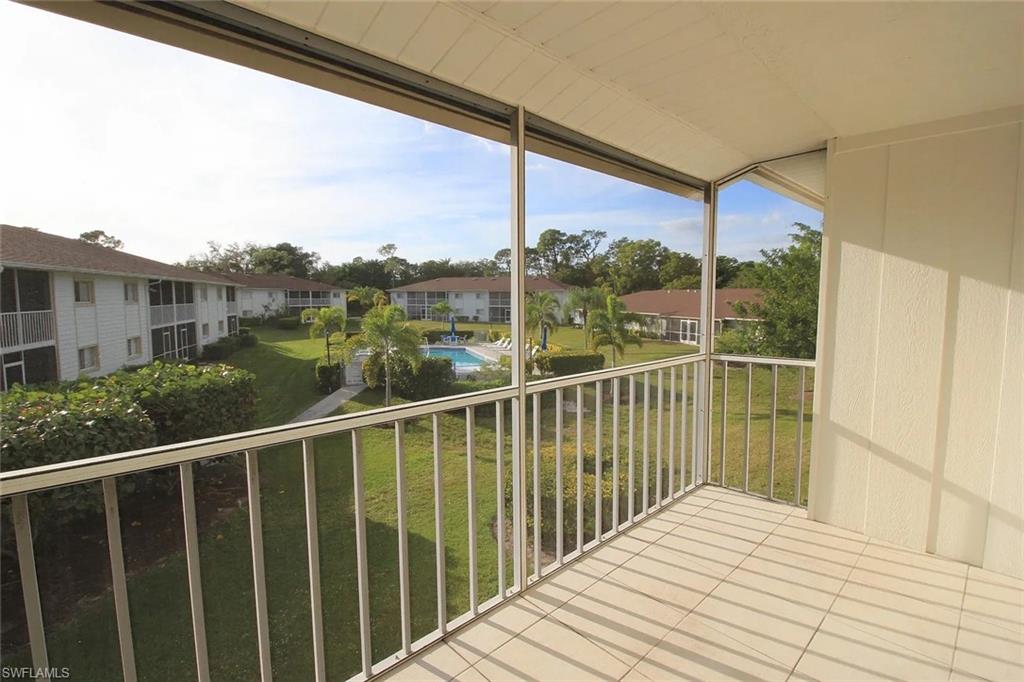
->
xmin=149 ymin=303 xmax=196 ymax=327
xmin=0 ymin=310 xmax=55 ymax=349
xmin=226 ymin=301 xmax=238 ymax=315
xmin=287 ymin=297 xmax=332 ymax=307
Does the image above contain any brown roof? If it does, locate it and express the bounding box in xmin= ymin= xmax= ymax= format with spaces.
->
xmin=0 ymin=224 xmax=234 ymax=285
xmin=390 ymin=276 xmax=569 ymax=293
xmin=217 ymin=272 xmax=342 ymax=292
xmin=620 ymin=288 xmax=762 ymax=320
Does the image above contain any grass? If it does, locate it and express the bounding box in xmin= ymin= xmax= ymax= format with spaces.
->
xmin=5 ymin=326 xmax=809 ymax=679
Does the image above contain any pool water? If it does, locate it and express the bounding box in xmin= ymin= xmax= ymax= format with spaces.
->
xmin=422 ymin=346 xmax=486 ymax=368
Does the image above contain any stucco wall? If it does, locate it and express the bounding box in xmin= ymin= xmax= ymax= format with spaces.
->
xmin=809 ymin=108 xmax=1023 ymax=578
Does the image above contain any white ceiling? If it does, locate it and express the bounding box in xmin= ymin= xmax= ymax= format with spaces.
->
xmin=231 ymin=1 xmax=1023 ymax=182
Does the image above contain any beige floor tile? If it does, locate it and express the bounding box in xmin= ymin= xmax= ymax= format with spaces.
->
xmin=961 ymin=566 xmax=1024 ymax=636
xmin=446 ymin=599 xmax=546 ymax=665
xmin=631 ymin=612 xmax=791 ymax=681
xmin=473 ymin=615 xmax=631 ymax=681
xmin=654 ymin=521 xmax=757 ymax=578
xmin=697 ymin=503 xmax=782 ymax=542
xmin=379 ymin=642 xmax=471 ymax=681
xmin=707 ymin=494 xmax=792 ymax=523
xmin=683 ymin=511 xmax=772 ymax=546
xmin=607 ymin=548 xmax=723 ymax=613
xmin=951 ymin=613 xmax=1024 ymax=682
xmin=690 ymin=487 xmax=725 ymax=501
xmin=730 ymin=547 xmax=848 ymax=612
xmin=453 ymin=665 xmax=490 ymax=681
xmin=523 ymin=561 xmax=607 ymax=613
xmin=788 ymin=507 xmax=809 ymax=520
xmin=600 ymin=530 xmax=655 ymax=557
xmin=856 ymin=540 xmax=967 ymax=607
xmin=623 ymin=521 xmax=674 ymax=545
xmin=794 ymin=611 xmax=952 ymax=681
xmin=692 ymin=575 xmax=825 ymax=668
xmin=547 ymin=575 xmax=685 ymax=667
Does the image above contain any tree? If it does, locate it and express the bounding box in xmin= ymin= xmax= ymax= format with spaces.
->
xmin=493 ymin=248 xmax=511 ymax=274
xmin=79 ymin=230 xmax=123 ymax=250
xmin=715 ymin=255 xmax=758 ymax=289
xmin=182 ymin=241 xmax=254 ymax=272
xmin=731 ymin=223 xmax=821 ymax=359
xmin=564 ymin=287 xmax=606 ymax=349
xmin=251 ymin=242 xmax=321 ymax=278
xmin=347 ymin=286 xmax=385 ymax=312
xmin=430 ymin=300 xmax=454 ymax=321
xmin=344 ymin=305 xmax=423 ymax=407
xmin=525 ymin=291 xmax=561 ymax=343
xmin=305 ymin=307 xmax=347 ymax=366
xmin=378 ymin=243 xmax=411 ymax=287
xmin=590 ymin=294 xmax=642 ymax=367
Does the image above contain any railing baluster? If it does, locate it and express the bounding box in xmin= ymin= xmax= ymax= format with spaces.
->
xmin=612 ymin=378 xmax=620 ymax=532
xmin=532 ymin=395 xmax=541 ymax=578
xmin=180 ymin=462 xmax=211 ymax=682
xmin=244 ymin=452 xmax=272 ymax=682
xmin=466 ymin=406 xmax=478 ymax=613
xmin=680 ymin=364 xmax=688 ymax=493
xmin=12 ymin=494 xmax=48 ymax=673
xmin=576 ymin=384 xmax=584 ymax=553
xmin=431 ymin=415 xmax=447 ymax=633
xmin=103 ymin=478 xmax=138 ymax=682
xmin=495 ymin=400 xmax=505 ymax=598
xmin=744 ymin=364 xmax=753 ymax=494
xmin=627 ymin=375 xmax=636 ymax=523
xmin=768 ymin=365 xmax=778 ymax=501
xmin=691 ymin=362 xmax=700 ymax=487
xmin=795 ymin=367 xmax=806 ymax=506
xmin=656 ymin=369 xmax=664 ymax=506
xmin=555 ymin=389 xmax=564 ymax=564
xmin=642 ymin=372 xmax=650 ymax=514
xmin=594 ymin=380 xmax=603 ymax=539
xmin=301 ymin=440 xmax=326 ymax=681
xmin=395 ymin=421 xmax=411 ymax=654
xmin=720 ymin=360 xmax=728 ymax=487
xmin=352 ymin=431 xmax=373 ymax=678
xmin=668 ymin=368 xmax=676 ymax=499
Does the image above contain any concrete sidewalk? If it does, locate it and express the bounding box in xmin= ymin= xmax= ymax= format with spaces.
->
xmin=288 ymin=382 xmax=366 ymax=423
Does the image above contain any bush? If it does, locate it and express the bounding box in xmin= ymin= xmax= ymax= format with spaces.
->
xmin=239 ymin=317 xmax=263 ymax=328
xmin=315 ymin=356 xmax=342 ymax=394
xmin=238 ymin=326 xmax=252 ymax=336
xmin=274 ymin=316 xmax=300 ymax=330
xmin=363 ymin=354 xmax=455 ymax=401
xmin=534 ymin=350 xmax=605 ymax=376
xmin=423 ymin=329 xmax=467 ymax=344
xmin=201 ymin=335 xmax=241 ymax=360
xmin=239 ymin=332 xmax=258 ymax=348
xmin=487 ymin=329 xmax=504 ymax=342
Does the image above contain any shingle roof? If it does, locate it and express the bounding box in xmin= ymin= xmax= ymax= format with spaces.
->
xmin=620 ymin=288 xmax=762 ymax=319
xmin=216 ymin=272 xmax=343 ymax=292
xmin=0 ymin=225 xmax=235 ymax=285
xmin=390 ymin=276 xmax=569 ymax=293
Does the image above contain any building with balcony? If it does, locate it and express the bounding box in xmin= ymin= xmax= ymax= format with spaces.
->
xmin=218 ymin=272 xmax=347 ymax=319
xmin=0 ymin=225 xmax=238 ymax=385
xmin=390 ymin=276 xmax=569 ymax=322
xmin=621 ymin=288 xmax=763 ymax=344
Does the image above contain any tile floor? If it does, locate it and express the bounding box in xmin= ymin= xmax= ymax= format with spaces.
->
xmin=380 ymin=487 xmax=1023 ymax=681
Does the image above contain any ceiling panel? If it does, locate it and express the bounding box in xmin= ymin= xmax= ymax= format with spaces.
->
xmin=398 ymin=4 xmax=474 ymax=72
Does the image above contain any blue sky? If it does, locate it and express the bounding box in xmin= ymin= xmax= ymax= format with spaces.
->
xmin=0 ymin=2 xmax=820 ymax=267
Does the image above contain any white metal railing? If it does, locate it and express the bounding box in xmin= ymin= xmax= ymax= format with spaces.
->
xmin=287 ymin=297 xmax=332 ymax=307
xmin=175 ymin=303 xmax=196 ymax=321
xmin=0 ymin=310 xmax=55 ymax=348
xmin=0 ymin=353 xmax=720 ymax=680
xmin=149 ymin=304 xmax=175 ymax=327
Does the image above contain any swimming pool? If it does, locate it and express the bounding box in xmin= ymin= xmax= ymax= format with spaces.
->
xmin=421 ymin=346 xmax=487 ymax=369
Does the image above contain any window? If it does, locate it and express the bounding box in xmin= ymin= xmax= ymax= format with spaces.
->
xmin=453 ymin=293 xmax=462 ymax=299
xmin=78 ymin=345 xmax=99 ymax=371
xmin=126 ymin=336 xmax=142 ymax=358
xmin=202 ymin=322 xmax=210 ymax=337
xmin=406 ymin=291 xmax=447 ymax=320
xmin=73 ymin=280 xmax=94 ymax=304
xmin=332 ymin=291 xmax=340 ymax=299
xmin=242 ymin=309 xmax=252 ymax=317
xmin=124 ymin=282 xmax=138 ymax=303
xmin=217 ymin=320 xmax=224 ymax=333
xmin=200 ymin=285 xmax=208 ymax=302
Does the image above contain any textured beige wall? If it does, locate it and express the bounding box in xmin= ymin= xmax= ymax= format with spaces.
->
xmin=809 ymin=109 xmax=1023 ymax=578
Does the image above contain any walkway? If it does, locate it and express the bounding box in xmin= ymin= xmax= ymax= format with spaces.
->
xmin=288 ymin=382 xmax=366 ymax=423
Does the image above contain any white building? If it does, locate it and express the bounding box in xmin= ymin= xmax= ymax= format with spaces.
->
xmin=0 ymin=225 xmax=240 ymax=388
xmin=218 ymin=272 xmax=346 ymax=319
xmin=619 ymin=288 xmax=763 ymax=344
xmin=389 ymin=276 xmax=569 ymax=323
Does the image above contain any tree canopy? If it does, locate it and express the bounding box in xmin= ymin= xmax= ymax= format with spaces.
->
xmin=79 ymin=230 xmax=123 ymax=250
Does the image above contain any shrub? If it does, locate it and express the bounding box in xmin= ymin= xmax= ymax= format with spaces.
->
xmin=534 ymin=350 xmax=605 ymax=376
xmin=315 ymin=356 xmax=342 ymax=394
xmin=201 ymin=335 xmax=241 ymax=360
xmin=239 ymin=332 xmax=258 ymax=348
xmin=274 ymin=316 xmax=300 ymax=330
xmin=423 ymin=329 xmax=467 ymax=344
xmin=238 ymin=326 xmax=252 ymax=336
xmin=239 ymin=317 xmax=263 ymax=328
xmin=487 ymin=329 xmax=504 ymax=342
xmin=363 ymin=354 xmax=455 ymax=401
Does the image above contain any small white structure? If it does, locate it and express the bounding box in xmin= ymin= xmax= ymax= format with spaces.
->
xmin=0 ymin=224 xmax=240 ymax=387
xmin=218 ymin=272 xmax=346 ymax=319
xmin=389 ymin=276 xmax=568 ymax=323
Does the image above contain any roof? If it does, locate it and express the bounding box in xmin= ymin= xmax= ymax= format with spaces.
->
xmin=620 ymin=288 xmax=763 ymax=320
xmin=390 ymin=276 xmax=569 ymax=293
xmin=0 ymin=225 xmax=234 ymax=285
xmin=216 ymin=272 xmax=343 ymax=292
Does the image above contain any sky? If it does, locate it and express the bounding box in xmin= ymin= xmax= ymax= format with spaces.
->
xmin=0 ymin=2 xmax=821 ymax=267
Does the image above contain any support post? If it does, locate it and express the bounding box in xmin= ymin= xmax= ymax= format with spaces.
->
xmin=509 ymin=105 xmax=528 ymax=591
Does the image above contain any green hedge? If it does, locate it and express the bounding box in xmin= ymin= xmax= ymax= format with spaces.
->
xmin=239 ymin=332 xmax=258 ymax=348
xmin=363 ymin=354 xmax=455 ymax=401
xmin=534 ymin=350 xmax=605 ymax=376
xmin=315 ymin=356 xmax=343 ymax=394
xmin=423 ymin=329 xmax=468 ymax=344
xmin=239 ymin=316 xmax=263 ymax=327
xmin=274 ymin=316 xmax=301 ymax=329
xmin=201 ymin=335 xmax=241 ymax=360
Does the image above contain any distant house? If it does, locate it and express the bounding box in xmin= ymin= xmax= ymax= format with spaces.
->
xmin=217 ymin=272 xmax=346 ymax=319
xmin=389 ymin=276 xmax=569 ymax=323
xmin=619 ymin=288 xmax=762 ymax=344
xmin=0 ymin=224 xmax=240 ymax=388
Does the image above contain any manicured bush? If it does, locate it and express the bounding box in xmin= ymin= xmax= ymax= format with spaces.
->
xmin=315 ymin=356 xmax=343 ymax=394
xmin=487 ymin=329 xmax=504 ymax=342
xmin=238 ymin=326 xmax=252 ymax=336
xmin=533 ymin=350 xmax=605 ymax=376
xmin=239 ymin=316 xmax=263 ymax=328
xmin=201 ymin=335 xmax=241 ymax=360
xmin=239 ymin=332 xmax=258 ymax=348
xmin=363 ymin=354 xmax=455 ymax=401
xmin=274 ymin=316 xmax=300 ymax=330
xmin=423 ymin=329 xmax=468 ymax=344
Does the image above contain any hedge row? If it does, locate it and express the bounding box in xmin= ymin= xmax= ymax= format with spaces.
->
xmin=274 ymin=316 xmax=301 ymax=329
xmin=422 ymin=329 xmax=469 ymax=344
xmin=201 ymin=330 xmax=257 ymax=361
xmin=533 ymin=350 xmax=605 ymax=376
xmin=316 ymin=355 xmax=343 ymax=394
xmin=363 ymin=354 xmax=455 ymax=401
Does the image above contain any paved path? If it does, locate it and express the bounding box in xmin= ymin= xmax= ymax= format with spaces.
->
xmin=289 ymin=382 xmax=366 ymax=423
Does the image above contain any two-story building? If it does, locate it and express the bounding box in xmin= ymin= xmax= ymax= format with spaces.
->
xmin=0 ymin=225 xmax=239 ymax=388
xmin=619 ymin=288 xmax=762 ymax=344
xmin=389 ymin=276 xmax=569 ymax=323
xmin=217 ymin=272 xmax=346 ymax=319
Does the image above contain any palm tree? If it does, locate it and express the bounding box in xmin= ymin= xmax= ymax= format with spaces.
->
xmin=564 ymin=287 xmax=605 ymax=349
xmin=430 ymin=300 xmax=454 ymax=321
xmin=343 ymin=304 xmax=422 ymax=407
xmin=589 ymin=294 xmax=642 ymax=367
xmin=526 ymin=291 xmax=561 ymax=343
xmin=305 ymin=307 xmax=347 ymax=365
xmin=347 ymin=286 xmax=385 ymax=311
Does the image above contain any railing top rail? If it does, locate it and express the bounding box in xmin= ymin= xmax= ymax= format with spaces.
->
xmin=710 ymin=353 xmax=816 ymax=368
xmin=524 ymin=353 xmax=703 ymax=394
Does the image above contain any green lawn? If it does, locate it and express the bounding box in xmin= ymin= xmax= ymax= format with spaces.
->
xmin=10 ymin=327 xmax=809 ymax=679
